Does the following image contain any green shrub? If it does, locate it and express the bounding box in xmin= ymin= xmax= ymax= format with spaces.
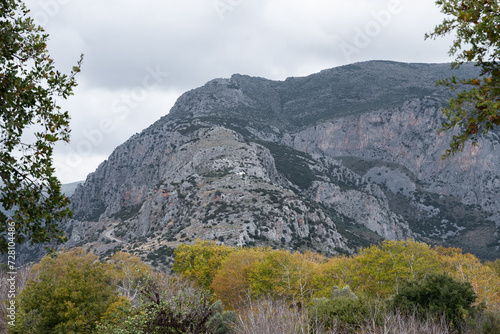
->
xmin=465 ymin=310 xmax=500 ymax=334
xmin=392 ymin=273 xmax=479 ymax=329
xmin=480 ymin=311 xmax=500 ymax=334
xmin=330 ymin=285 xmax=357 ymax=300
xmin=310 ymin=288 xmax=384 ymax=333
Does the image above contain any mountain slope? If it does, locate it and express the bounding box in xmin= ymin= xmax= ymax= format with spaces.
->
xmin=20 ymin=61 xmax=500 ymax=266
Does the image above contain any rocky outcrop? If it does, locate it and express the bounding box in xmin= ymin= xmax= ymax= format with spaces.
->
xmin=25 ymin=61 xmax=499 ymax=267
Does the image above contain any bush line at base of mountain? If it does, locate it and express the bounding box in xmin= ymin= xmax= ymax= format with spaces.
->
xmin=2 ymin=240 xmax=500 ymax=333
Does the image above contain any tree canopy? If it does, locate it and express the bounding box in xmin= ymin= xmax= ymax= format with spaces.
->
xmin=6 ymin=241 xmax=499 ymax=333
xmin=13 ymin=249 xmax=122 ymax=334
xmin=173 ymin=240 xmax=235 ymax=290
xmin=393 ymin=273 xmax=479 ymax=329
xmin=426 ymin=0 xmax=500 ymax=158
xmin=0 ymin=0 xmax=82 ymax=252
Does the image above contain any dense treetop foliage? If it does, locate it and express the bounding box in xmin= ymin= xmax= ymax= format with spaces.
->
xmin=12 ymin=249 xmax=123 ymax=334
xmin=173 ymin=239 xmax=500 ymax=311
xmin=393 ymin=273 xmax=479 ymax=329
xmin=172 ymin=240 xmax=235 ymax=290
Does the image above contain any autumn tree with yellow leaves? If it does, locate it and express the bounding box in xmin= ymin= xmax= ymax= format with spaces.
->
xmin=248 ymin=249 xmax=322 ymax=303
xmin=436 ymin=246 xmax=500 ymax=309
xmin=173 ymin=239 xmax=500 ymax=314
xmin=344 ymin=240 xmax=442 ymax=297
xmin=210 ymin=247 xmax=267 ymax=309
xmin=106 ymin=251 xmax=152 ymax=305
xmin=173 ymin=240 xmax=235 ymax=290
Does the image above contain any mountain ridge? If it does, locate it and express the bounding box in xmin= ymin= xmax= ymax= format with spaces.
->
xmin=16 ymin=61 xmax=499 ymax=267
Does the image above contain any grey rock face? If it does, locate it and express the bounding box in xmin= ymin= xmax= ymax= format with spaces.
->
xmin=21 ymin=61 xmax=498 ymax=267
xmin=290 ymin=96 xmax=500 ymax=258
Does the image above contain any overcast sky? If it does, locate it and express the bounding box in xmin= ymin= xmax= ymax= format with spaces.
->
xmin=23 ymin=0 xmax=456 ymax=184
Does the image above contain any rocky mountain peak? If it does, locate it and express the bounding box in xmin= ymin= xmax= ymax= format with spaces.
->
xmin=17 ymin=61 xmax=498 ymax=267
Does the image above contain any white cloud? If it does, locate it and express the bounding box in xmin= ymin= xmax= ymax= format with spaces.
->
xmin=23 ymin=0 xmax=455 ymax=183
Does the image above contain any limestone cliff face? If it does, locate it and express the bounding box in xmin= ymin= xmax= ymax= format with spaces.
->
xmin=54 ymin=61 xmax=500 ymax=267
xmin=291 ymin=97 xmax=500 ymax=210
xmin=288 ymin=96 xmax=500 ymax=259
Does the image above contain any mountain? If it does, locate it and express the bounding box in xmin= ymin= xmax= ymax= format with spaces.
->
xmin=21 ymin=61 xmax=500 ymax=267
xmin=61 ymin=181 xmax=85 ymax=197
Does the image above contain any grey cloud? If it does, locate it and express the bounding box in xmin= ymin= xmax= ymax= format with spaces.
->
xmin=22 ymin=0 xmax=454 ymax=183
